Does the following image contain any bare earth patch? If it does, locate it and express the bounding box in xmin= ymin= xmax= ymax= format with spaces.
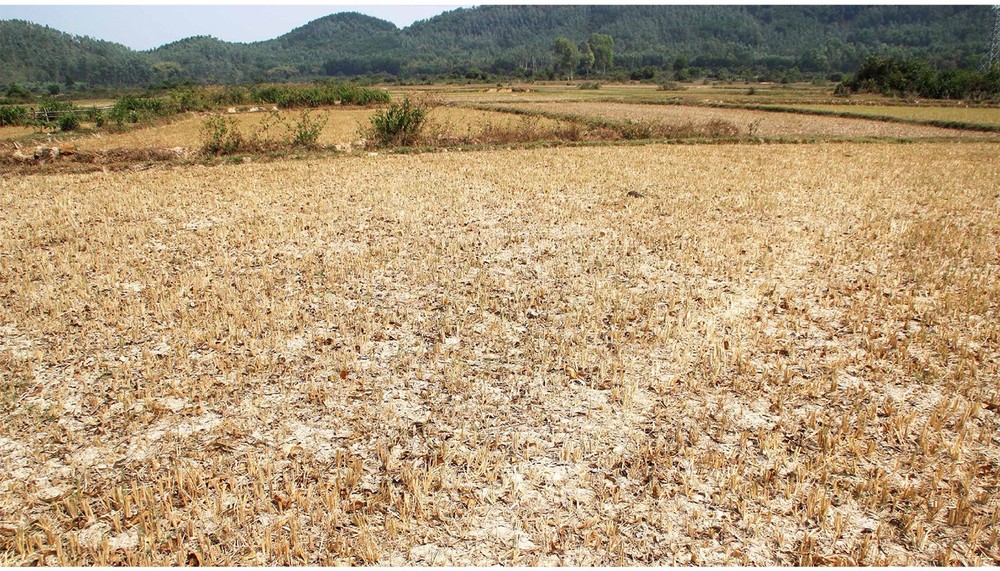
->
xmin=0 ymin=143 xmax=998 ymax=565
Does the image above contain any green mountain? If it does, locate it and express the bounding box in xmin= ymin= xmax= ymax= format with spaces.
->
xmin=0 ymin=19 xmax=154 ymax=86
xmin=0 ymin=6 xmax=993 ymax=88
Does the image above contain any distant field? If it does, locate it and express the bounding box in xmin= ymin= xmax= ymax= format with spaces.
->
xmin=763 ymin=104 xmax=1000 ymax=129
xmin=404 ymin=81 xmax=888 ymax=107
xmin=2 ymin=142 xmax=998 ymax=565
xmin=490 ymin=101 xmax=999 ymax=139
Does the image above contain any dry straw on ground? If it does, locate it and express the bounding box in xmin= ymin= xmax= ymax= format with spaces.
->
xmin=1 ymin=142 xmax=998 ymax=565
xmin=771 ymin=104 xmax=1000 ymax=129
xmin=497 ymin=101 xmax=1000 ymax=139
xmin=61 ymin=107 xmax=573 ymax=153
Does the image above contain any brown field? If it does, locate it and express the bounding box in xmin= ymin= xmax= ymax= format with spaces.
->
xmin=766 ymin=104 xmax=1000 ymax=129
xmin=402 ymin=81 xmax=907 ymax=108
xmin=490 ymin=101 xmax=999 ymax=140
xmin=2 ymin=141 xmax=998 ymax=565
xmin=25 ymin=107 xmax=570 ymax=152
xmin=0 ymin=125 xmax=38 ymax=140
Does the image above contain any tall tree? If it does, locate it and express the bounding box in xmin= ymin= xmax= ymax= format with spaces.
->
xmin=589 ymin=33 xmax=614 ymax=74
xmin=579 ymin=42 xmax=595 ymax=77
xmin=553 ymin=37 xmax=579 ymax=79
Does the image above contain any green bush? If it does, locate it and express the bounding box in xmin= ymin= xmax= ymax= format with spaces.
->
xmin=4 ymin=83 xmax=32 ymax=102
xmin=109 ymin=94 xmax=176 ymax=126
xmin=34 ymin=98 xmax=77 ymax=124
xmin=578 ymin=82 xmax=602 ymax=90
xmin=289 ymin=110 xmax=327 ymax=148
xmin=58 ymin=114 xmax=80 ymax=131
xmin=838 ymin=55 xmax=1000 ymax=100
xmin=200 ymin=115 xmax=245 ymax=155
xmin=366 ymin=97 xmax=429 ymax=147
xmin=0 ymin=105 xmax=28 ymax=126
xmin=657 ymin=81 xmax=687 ymax=91
xmin=247 ymin=82 xmax=389 ymax=108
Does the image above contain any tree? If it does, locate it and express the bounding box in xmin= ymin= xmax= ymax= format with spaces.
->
xmin=673 ymin=54 xmax=688 ymax=80
xmin=589 ymin=33 xmax=614 ymax=74
xmin=553 ymin=37 xmax=579 ymax=79
xmin=153 ymin=61 xmax=184 ymax=80
xmin=4 ymin=83 xmax=32 ymax=101
xmin=579 ymin=42 xmax=595 ymax=77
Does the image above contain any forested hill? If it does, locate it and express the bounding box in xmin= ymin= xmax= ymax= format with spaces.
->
xmin=1 ymin=5 xmax=992 ymax=87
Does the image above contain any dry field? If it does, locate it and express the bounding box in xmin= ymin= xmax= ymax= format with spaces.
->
xmin=0 ymin=125 xmax=38 ymax=141
xmin=491 ymin=101 xmax=999 ymax=140
xmin=1 ymin=142 xmax=999 ymax=565
xmin=765 ymin=104 xmax=1000 ymax=129
xmin=27 ymin=107 xmax=570 ymax=153
xmin=405 ymin=82 xmax=842 ymax=107
xmin=410 ymin=80 xmax=912 ymax=106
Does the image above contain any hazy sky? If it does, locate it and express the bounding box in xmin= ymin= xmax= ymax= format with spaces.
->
xmin=0 ymin=5 xmax=472 ymax=50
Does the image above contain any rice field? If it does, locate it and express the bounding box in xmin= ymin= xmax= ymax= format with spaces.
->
xmin=489 ymin=101 xmax=999 ymax=140
xmin=2 ymin=140 xmax=998 ymax=565
xmin=763 ymin=104 xmax=1000 ymax=129
xmin=41 ymin=106 xmax=570 ymax=152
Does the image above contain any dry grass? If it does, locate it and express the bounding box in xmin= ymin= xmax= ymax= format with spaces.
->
xmin=490 ymin=101 xmax=999 ymax=140
xmin=0 ymin=126 xmax=38 ymax=140
xmin=1 ymin=142 xmax=998 ymax=565
xmin=768 ymin=104 xmax=1000 ymax=129
xmin=67 ymin=109 xmax=368 ymax=152
xmin=50 ymin=107 xmax=571 ymax=153
xmin=398 ymin=82 xmax=893 ymax=108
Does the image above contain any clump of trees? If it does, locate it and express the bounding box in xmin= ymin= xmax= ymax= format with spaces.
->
xmin=837 ymin=55 xmax=1000 ymax=100
xmin=552 ymin=33 xmax=615 ymax=79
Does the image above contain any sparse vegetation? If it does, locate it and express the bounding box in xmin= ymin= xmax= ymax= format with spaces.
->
xmin=657 ymin=81 xmax=687 ymax=91
xmin=288 ymin=109 xmax=328 ymax=148
xmin=200 ymin=115 xmax=247 ymax=155
xmin=199 ymin=108 xmax=333 ymax=155
xmin=365 ymin=97 xmax=431 ymax=147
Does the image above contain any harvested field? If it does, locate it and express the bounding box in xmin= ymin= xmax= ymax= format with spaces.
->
xmin=494 ymin=101 xmax=998 ymax=139
xmin=766 ymin=104 xmax=1000 ymax=129
xmin=58 ymin=107 xmax=571 ymax=152
xmin=68 ymin=109 xmax=369 ymax=152
xmin=1 ymin=142 xmax=998 ymax=565
xmin=0 ymin=125 xmax=37 ymax=140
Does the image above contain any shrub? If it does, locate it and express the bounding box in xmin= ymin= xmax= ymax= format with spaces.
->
xmin=109 ymin=94 xmax=175 ymax=126
xmin=618 ymin=119 xmax=656 ymax=140
xmin=657 ymin=81 xmax=687 ymax=91
xmin=200 ymin=115 xmax=245 ymax=155
xmin=366 ymin=97 xmax=430 ymax=147
xmin=838 ymin=55 xmax=1000 ymax=101
xmin=244 ymin=82 xmax=389 ymax=109
xmin=35 ymin=98 xmax=77 ymax=124
xmin=578 ymin=82 xmax=602 ymax=90
xmin=0 ymin=105 xmax=27 ymax=126
xmin=289 ymin=110 xmax=327 ymax=148
xmin=58 ymin=114 xmax=80 ymax=131
xmin=4 ymin=83 xmax=32 ymax=102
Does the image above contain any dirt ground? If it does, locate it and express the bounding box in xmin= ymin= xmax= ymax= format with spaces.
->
xmin=1 ymin=142 xmax=998 ymax=565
